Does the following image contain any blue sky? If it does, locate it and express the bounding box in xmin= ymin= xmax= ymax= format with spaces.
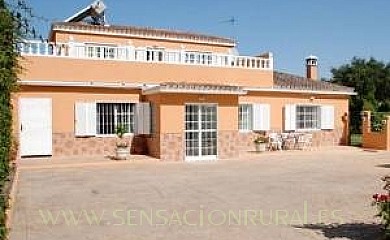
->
xmin=26 ymin=0 xmax=390 ymax=79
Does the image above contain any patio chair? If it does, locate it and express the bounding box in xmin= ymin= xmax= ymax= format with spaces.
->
xmin=305 ymin=133 xmax=313 ymax=151
xmin=268 ymin=133 xmax=282 ymax=151
xmin=283 ymin=133 xmax=296 ymax=150
xmin=296 ymin=133 xmax=313 ymax=150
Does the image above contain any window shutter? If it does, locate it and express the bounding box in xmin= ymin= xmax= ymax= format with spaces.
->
xmin=284 ymin=104 xmax=296 ymax=131
xmin=252 ymin=104 xmax=271 ymax=131
xmin=135 ymin=102 xmax=151 ymax=134
xmin=75 ymin=102 xmax=96 ymax=137
xmin=321 ymin=105 xmax=335 ymax=129
xmin=142 ymin=102 xmax=151 ymax=134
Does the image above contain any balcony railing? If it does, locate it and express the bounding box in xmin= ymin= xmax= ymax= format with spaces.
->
xmin=19 ymin=40 xmax=273 ymax=70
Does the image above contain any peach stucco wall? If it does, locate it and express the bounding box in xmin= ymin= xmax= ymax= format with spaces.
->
xmin=15 ymin=86 xmax=140 ymax=134
xmin=14 ymin=86 xmax=351 ymax=159
xmin=14 ymin=87 xmax=349 ymax=135
xmin=20 ymin=56 xmax=273 ymax=88
xmin=156 ymin=94 xmax=238 ymax=134
xmin=53 ymin=32 xmax=232 ymax=53
xmin=239 ymin=92 xmax=349 ymax=131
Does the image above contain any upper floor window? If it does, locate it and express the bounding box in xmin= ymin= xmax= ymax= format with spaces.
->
xmin=185 ymin=51 xmax=212 ymax=65
xmin=296 ymin=105 xmax=321 ymax=130
xmin=86 ymin=45 xmax=117 ymax=59
xmin=146 ymin=48 xmax=164 ymax=62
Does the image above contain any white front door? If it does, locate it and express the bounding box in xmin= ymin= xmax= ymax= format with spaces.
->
xmin=19 ymin=98 xmax=52 ymax=157
xmin=185 ymin=104 xmax=217 ymax=161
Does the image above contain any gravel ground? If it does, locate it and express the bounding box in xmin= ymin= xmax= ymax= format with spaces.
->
xmin=9 ymin=147 xmax=390 ymax=240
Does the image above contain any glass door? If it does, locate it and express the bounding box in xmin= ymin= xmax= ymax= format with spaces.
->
xmin=185 ymin=104 xmax=217 ymax=161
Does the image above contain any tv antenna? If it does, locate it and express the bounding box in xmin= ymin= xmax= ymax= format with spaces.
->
xmin=219 ymin=16 xmax=238 ymax=42
xmin=220 ymin=16 xmax=238 ymax=26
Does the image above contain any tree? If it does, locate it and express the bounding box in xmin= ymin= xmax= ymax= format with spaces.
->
xmin=331 ymin=57 xmax=390 ymax=133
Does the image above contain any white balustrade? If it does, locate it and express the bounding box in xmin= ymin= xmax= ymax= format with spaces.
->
xmin=19 ymin=40 xmax=273 ymax=70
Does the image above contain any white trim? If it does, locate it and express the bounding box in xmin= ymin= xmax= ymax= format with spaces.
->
xmin=239 ymin=130 xmax=253 ymax=133
xmin=295 ymin=128 xmax=321 ymax=132
xmin=143 ymin=88 xmax=247 ymax=95
xmin=245 ymin=87 xmax=357 ymax=96
xmin=95 ymin=133 xmax=133 ymax=138
xmin=19 ymin=80 xmax=145 ymax=89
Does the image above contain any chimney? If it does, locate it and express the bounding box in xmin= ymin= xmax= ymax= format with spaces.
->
xmin=305 ymin=55 xmax=318 ymax=80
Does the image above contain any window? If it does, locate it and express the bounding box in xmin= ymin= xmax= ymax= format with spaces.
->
xmin=104 ymin=47 xmax=116 ymax=59
xmin=296 ymin=105 xmax=321 ymax=130
xmin=146 ymin=48 xmax=164 ymax=61
xmin=85 ymin=45 xmax=117 ymax=59
xmin=185 ymin=51 xmax=212 ymax=65
xmin=239 ymin=104 xmax=253 ymax=131
xmin=96 ymin=103 xmax=135 ymax=135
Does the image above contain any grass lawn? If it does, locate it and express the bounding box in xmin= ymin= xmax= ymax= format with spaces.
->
xmin=350 ymin=133 xmax=362 ymax=147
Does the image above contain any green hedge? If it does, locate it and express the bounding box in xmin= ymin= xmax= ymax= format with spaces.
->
xmin=0 ymin=1 xmax=20 ymax=239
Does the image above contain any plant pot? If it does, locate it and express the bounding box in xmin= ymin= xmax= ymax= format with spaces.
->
xmin=255 ymin=143 xmax=267 ymax=152
xmin=115 ymin=146 xmax=130 ymax=160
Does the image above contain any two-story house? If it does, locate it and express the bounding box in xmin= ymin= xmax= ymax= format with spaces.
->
xmin=15 ymin=1 xmax=355 ymax=161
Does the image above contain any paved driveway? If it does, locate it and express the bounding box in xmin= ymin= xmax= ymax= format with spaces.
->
xmin=10 ymin=148 xmax=390 ymax=240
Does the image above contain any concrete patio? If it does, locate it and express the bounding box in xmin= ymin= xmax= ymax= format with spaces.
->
xmin=9 ymin=147 xmax=390 ymax=240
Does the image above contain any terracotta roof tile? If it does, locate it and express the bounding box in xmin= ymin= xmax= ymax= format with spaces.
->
xmin=273 ymin=72 xmax=354 ymax=93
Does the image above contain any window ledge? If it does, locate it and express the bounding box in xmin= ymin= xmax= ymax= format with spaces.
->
xmin=95 ymin=133 xmax=134 ymax=138
xmin=295 ymin=129 xmax=321 ymax=132
xmin=239 ymin=130 xmax=253 ymax=133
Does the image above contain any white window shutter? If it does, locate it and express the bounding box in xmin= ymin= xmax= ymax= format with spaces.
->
xmin=321 ymin=105 xmax=335 ymax=129
xmin=252 ymin=104 xmax=271 ymax=131
xmin=261 ymin=104 xmax=271 ymax=131
xmin=252 ymin=104 xmax=261 ymax=130
xmin=142 ymin=102 xmax=151 ymax=134
xmin=135 ymin=102 xmax=151 ymax=134
xmin=75 ymin=102 xmax=96 ymax=137
xmin=135 ymin=103 xmax=144 ymax=134
xmin=284 ymin=104 xmax=296 ymax=131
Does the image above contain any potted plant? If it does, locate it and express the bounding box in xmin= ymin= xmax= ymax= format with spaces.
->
xmin=115 ymin=125 xmax=130 ymax=160
xmin=253 ymin=136 xmax=268 ymax=152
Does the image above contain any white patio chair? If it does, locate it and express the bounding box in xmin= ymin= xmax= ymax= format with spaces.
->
xmin=283 ymin=133 xmax=296 ymax=150
xmin=296 ymin=133 xmax=313 ymax=150
xmin=305 ymin=133 xmax=313 ymax=151
xmin=268 ymin=133 xmax=282 ymax=151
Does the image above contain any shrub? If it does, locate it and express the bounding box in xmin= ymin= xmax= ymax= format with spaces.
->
xmin=373 ymin=176 xmax=390 ymax=238
xmin=253 ymin=136 xmax=268 ymax=144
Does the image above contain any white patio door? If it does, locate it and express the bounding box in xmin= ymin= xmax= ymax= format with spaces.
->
xmin=19 ymin=98 xmax=52 ymax=157
xmin=185 ymin=104 xmax=217 ymax=161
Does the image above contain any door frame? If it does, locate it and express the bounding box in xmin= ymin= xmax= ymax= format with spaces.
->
xmin=19 ymin=98 xmax=53 ymax=157
xmin=184 ymin=103 xmax=218 ymax=162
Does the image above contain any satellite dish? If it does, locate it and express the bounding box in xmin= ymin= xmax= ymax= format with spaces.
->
xmin=64 ymin=0 xmax=107 ymax=25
